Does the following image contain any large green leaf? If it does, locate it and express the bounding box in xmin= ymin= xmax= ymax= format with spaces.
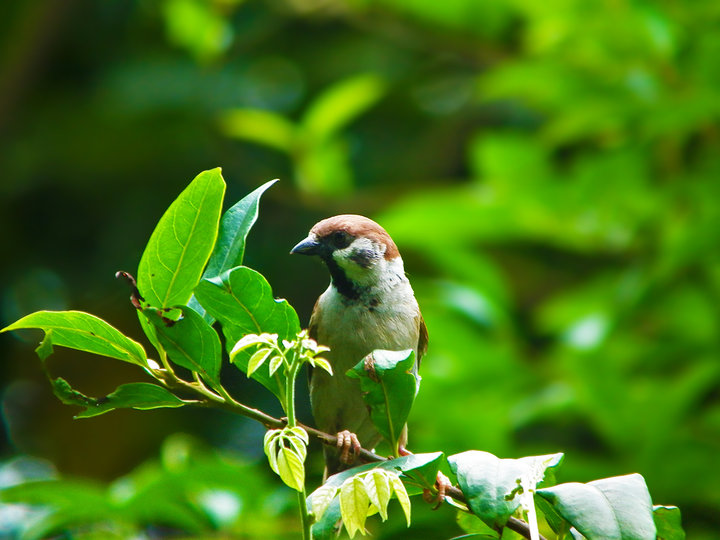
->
xmin=447 ymin=450 xmax=564 ymax=529
xmin=76 ymin=383 xmax=185 ymax=418
xmin=194 ymin=266 xmax=300 ymax=398
xmin=143 ymin=306 xmax=222 ymax=385
xmin=137 ymin=168 xmax=225 ymax=308
xmin=1 ymin=310 xmax=146 ymax=366
xmin=188 ymin=178 xmax=277 ymax=321
xmin=536 ymin=474 xmax=656 ymax=540
xmin=346 ymin=349 xmax=419 ymax=453
xmin=308 ymin=452 xmax=443 ymax=540
xmin=48 ymin=377 xmax=184 ymax=418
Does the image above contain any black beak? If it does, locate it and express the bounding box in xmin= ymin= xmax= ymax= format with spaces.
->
xmin=290 ymin=236 xmax=322 ymax=256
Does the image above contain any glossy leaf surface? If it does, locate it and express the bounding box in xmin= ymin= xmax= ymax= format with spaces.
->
xmin=137 ymin=168 xmax=225 ymax=308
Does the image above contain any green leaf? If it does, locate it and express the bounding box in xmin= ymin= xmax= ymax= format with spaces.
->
xmin=653 ymin=506 xmax=685 ymax=540
xmin=536 ymin=474 xmax=657 ymax=540
xmin=204 ymin=178 xmax=277 ymax=275
xmin=76 ymin=383 xmax=185 ymax=418
xmin=49 ymin=377 xmax=98 ymax=408
xmin=311 ymin=496 xmax=343 ymax=540
xmin=188 ymin=178 xmax=277 ymax=321
xmin=447 ymin=450 xmax=564 ymax=530
xmin=340 ymin=475 xmax=370 ymax=538
xmin=311 ymin=483 xmax=338 ymax=522
xmin=246 ymin=347 xmax=272 ymax=377
xmin=302 ymin=73 xmax=385 ymax=141
xmin=364 ymin=469 xmax=391 ymax=520
xmin=137 ymin=168 xmax=225 ymax=308
xmin=388 ymin=472 xmax=411 ymax=527
xmin=143 ymin=306 xmax=222 ymax=385
xmin=456 ymin=512 xmax=501 ymax=538
xmin=1 ymin=310 xmax=146 ymax=366
xmin=219 ymin=109 xmax=296 ymax=152
xmin=194 ymin=266 xmax=300 ymax=398
xmin=347 ymin=349 xmax=419 ymax=453
xmin=46 ymin=378 xmax=184 ymax=418
xmin=307 ymin=452 xmax=443 ymax=530
xmin=276 ymin=445 xmax=305 ymax=492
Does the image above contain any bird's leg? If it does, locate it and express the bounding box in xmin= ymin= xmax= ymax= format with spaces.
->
xmin=423 ymin=471 xmax=452 ymax=510
xmin=336 ymin=430 xmax=362 ymax=465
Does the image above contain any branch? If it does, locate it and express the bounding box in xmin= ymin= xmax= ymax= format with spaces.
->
xmin=181 ymin=385 xmax=544 ymax=540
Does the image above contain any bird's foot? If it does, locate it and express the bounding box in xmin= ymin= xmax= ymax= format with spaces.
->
xmin=423 ymin=471 xmax=452 ymax=510
xmin=336 ymin=430 xmax=362 ymax=465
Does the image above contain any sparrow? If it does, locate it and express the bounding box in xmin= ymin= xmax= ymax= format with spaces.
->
xmin=291 ymin=214 xmax=427 ymax=476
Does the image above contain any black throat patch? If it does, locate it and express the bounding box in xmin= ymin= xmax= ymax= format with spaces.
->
xmin=322 ymin=256 xmax=361 ymax=300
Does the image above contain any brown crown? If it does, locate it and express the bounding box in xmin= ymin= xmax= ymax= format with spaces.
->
xmin=310 ymin=214 xmax=400 ymax=260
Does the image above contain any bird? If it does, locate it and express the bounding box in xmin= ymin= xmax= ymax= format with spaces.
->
xmin=290 ymin=214 xmax=427 ymax=476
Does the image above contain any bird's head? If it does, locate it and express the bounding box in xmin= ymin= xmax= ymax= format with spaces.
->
xmin=291 ymin=214 xmax=402 ymax=297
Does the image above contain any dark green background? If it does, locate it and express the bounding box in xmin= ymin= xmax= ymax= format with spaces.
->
xmin=1 ymin=0 xmax=718 ymax=537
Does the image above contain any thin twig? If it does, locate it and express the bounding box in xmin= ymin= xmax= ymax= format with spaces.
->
xmin=181 ymin=389 xmax=544 ymax=540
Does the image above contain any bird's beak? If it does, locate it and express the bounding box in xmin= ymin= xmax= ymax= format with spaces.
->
xmin=290 ymin=236 xmax=322 ymax=256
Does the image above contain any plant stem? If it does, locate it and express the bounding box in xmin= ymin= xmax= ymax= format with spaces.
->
xmin=285 ymin=358 xmax=311 ymax=540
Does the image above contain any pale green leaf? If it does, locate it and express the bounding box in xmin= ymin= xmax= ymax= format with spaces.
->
xmin=340 ymin=475 xmax=370 ymax=538
xmin=276 ymin=445 xmax=305 ymax=492
xmin=364 ymin=470 xmax=391 ymax=521
xmin=314 ymin=358 xmax=333 ymax=375
xmin=311 ymin=483 xmax=338 ymax=522
xmin=290 ymin=426 xmax=309 ymax=445
xmin=247 ymin=347 xmax=272 ymax=377
xmin=268 ymin=355 xmax=284 ymax=375
xmin=388 ymin=473 xmax=411 ymax=527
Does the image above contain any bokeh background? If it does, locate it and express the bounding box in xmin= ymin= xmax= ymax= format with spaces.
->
xmin=1 ymin=0 xmax=719 ymax=538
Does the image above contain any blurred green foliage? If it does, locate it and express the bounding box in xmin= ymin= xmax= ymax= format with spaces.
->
xmin=1 ymin=0 xmax=719 ymax=538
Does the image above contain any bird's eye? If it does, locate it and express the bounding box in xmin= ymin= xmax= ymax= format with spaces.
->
xmin=330 ymin=230 xmax=352 ymax=249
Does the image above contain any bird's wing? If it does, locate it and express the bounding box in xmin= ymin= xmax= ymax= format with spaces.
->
xmin=417 ymin=313 xmax=428 ymax=368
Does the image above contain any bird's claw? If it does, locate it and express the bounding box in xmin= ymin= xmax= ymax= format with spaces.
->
xmin=423 ymin=471 xmax=452 ymax=510
xmin=336 ymin=430 xmax=362 ymax=465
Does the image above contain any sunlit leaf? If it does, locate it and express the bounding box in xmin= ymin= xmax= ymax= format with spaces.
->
xmin=364 ymin=469 xmax=391 ymax=520
xmin=189 ymin=178 xmax=277 ymax=321
xmin=340 ymin=475 xmax=370 ymax=538
xmin=311 ymin=483 xmax=338 ymax=522
xmin=246 ymin=347 xmax=272 ymax=377
xmin=137 ymin=168 xmax=225 ymax=308
xmin=276 ymin=445 xmax=305 ymax=492
xmin=388 ymin=472 xmax=411 ymax=527
xmin=447 ymin=450 xmax=563 ymax=529
xmin=1 ymin=310 xmax=146 ymax=366
xmin=536 ymin=474 xmax=656 ymax=540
